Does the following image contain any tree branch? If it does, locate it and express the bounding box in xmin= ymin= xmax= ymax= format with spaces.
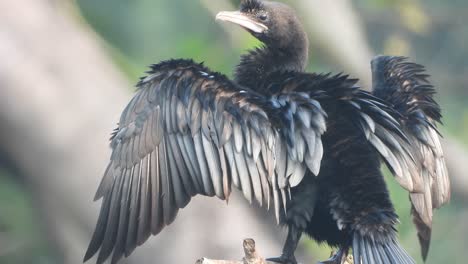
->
xmin=196 ymin=239 xmax=354 ymax=264
xmin=196 ymin=239 xmax=280 ymax=264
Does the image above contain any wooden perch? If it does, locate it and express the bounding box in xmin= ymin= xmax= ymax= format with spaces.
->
xmin=196 ymin=238 xmax=275 ymax=264
xmin=196 ymin=239 xmax=354 ymax=264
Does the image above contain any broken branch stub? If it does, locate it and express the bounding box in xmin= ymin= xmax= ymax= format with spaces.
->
xmin=196 ymin=238 xmax=271 ymax=264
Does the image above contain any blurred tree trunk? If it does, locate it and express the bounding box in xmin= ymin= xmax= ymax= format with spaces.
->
xmin=0 ymin=0 xmax=284 ymax=263
xmin=296 ymin=0 xmax=374 ymax=89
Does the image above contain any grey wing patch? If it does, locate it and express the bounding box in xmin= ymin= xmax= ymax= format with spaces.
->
xmin=85 ymin=59 xmax=328 ymax=264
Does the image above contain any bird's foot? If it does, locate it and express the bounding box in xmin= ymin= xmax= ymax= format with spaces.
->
xmin=317 ymin=248 xmax=348 ymax=264
xmin=266 ymin=255 xmax=297 ymax=264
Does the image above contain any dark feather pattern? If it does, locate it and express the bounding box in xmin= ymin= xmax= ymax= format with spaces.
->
xmin=372 ymin=55 xmax=450 ymax=260
xmin=353 ymin=232 xmax=415 ymax=264
xmin=84 ymin=59 xmax=328 ymax=264
xmin=240 ymin=0 xmax=264 ymax=12
xmin=254 ymin=70 xmax=418 ymax=191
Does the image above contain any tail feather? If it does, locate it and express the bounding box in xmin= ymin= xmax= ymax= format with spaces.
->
xmin=352 ymin=233 xmax=415 ymax=264
xmin=411 ymin=205 xmax=432 ymax=261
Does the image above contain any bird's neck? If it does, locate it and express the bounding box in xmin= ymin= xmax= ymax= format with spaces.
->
xmin=234 ymin=43 xmax=308 ymax=89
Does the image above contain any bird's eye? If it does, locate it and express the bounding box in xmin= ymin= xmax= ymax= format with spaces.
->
xmin=258 ymin=13 xmax=268 ymax=21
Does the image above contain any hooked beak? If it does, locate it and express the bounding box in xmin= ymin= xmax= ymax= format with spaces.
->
xmin=216 ymin=11 xmax=268 ymax=33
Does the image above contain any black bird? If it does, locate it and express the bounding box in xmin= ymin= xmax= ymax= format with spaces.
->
xmin=84 ymin=1 xmax=450 ymax=263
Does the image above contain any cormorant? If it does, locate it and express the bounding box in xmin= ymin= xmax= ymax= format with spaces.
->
xmin=84 ymin=0 xmax=450 ymax=263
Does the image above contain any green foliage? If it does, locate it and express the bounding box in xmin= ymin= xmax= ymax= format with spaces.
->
xmin=441 ymin=98 xmax=468 ymax=147
xmin=76 ymin=0 xmax=231 ymax=74
xmin=0 ymin=171 xmax=56 ymax=264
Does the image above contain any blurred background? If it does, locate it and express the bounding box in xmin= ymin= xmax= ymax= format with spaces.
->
xmin=1 ymin=0 xmax=467 ymax=263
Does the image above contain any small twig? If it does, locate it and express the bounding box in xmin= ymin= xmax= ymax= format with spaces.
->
xmin=196 ymin=238 xmax=276 ymax=264
xmin=330 ymin=251 xmax=354 ymax=264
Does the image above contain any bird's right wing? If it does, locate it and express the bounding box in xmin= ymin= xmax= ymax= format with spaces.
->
xmin=371 ymin=55 xmax=450 ymax=260
xmin=84 ymin=59 xmax=327 ymax=264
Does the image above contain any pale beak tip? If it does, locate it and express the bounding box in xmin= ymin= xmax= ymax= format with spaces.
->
xmin=215 ymin=11 xmax=228 ymax=21
xmin=214 ymin=11 xmax=268 ymax=33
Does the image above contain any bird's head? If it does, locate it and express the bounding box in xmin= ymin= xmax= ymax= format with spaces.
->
xmin=216 ymin=0 xmax=308 ymax=51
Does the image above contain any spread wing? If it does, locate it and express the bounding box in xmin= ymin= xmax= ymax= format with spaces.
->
xmin=84 ymin=59 xmax=327 ymax=264
xmin=260 ymin=71 xmax=419 ymax=192
xmin=371 ymin=55 xmax=450 ymax=260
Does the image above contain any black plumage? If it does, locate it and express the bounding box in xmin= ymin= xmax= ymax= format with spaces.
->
xmin=84 ymin=1 xmax=449 ymax=264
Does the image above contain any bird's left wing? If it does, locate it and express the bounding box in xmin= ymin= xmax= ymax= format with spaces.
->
xmin=261 ymin=71 xmax=420 ymax=192
xmin=84 ymin=59 xmax=327 ymax=264
xmin=371 ymin=56 xmax=450 ymax=260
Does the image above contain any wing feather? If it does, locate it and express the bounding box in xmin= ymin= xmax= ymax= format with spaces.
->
xmin=125 ymin=161 xmax=141 ymax=257
xmin=137 ymin=156 xmax=151 ymax=245
xmin=84 ymin=178 xmax=115 ymax=261
xmin=111 ymin=169 xmax=132 ymax=264
xmin=97 ymin=169 xmax=124 ymax=264
xmin=245 ymin=152 xmax=264 ymax=205
xmin=173 ymin=135 xmax=198 ymax=194
xmin=201 ymin=132 xmax=224 ymax=199
xmin=166 ymin=135 xmax=189 ymax=208
xmin=233 ymin=143 xmax=253 ymax=203
xmin=371 ymin=55 xmax=450 ymax=260
xmin=193 ymin=133 xmax=215 ymax=196
xmin=181 ymin=134 xmax=204 ymax=190
xmin=224 ymin=140 xmax=241 ymax=189
xmin=150 ymin=150 xmax=164 ymax=235
xmin=86 ymin=60 xmax=328 ymax=263
xmin=159 ymin=138 xmax=178 ymax=226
